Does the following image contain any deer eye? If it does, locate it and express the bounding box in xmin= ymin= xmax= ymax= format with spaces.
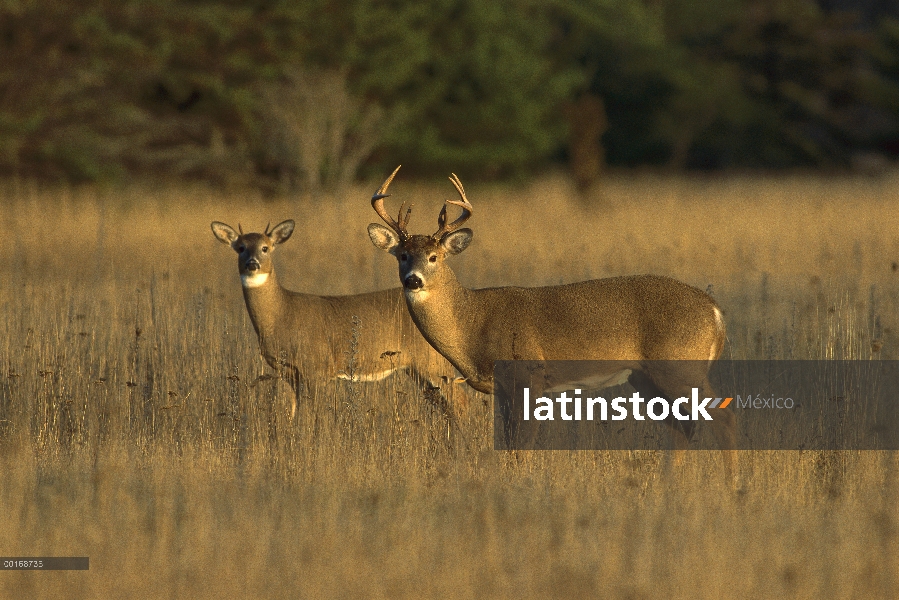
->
xmin=238 ymin=246 xmax=246 ymax=253
xmin=400 ymin=253 xmax=408 ymax=261
xmin=262 ymin=246 xmax=269 ymax=253
xmin=429 ymin=255 xmax=437 ymax=263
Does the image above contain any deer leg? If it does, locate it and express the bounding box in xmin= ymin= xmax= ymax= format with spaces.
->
xmin=638 ymin=366 xmax=737 ymax=485
xmin=281 ymin=365 xmax=304 ymax=421
xmin=492 ymin=372 xmax=518 ymax=450
xmin=700 ymin=377 xmax=737 ymax=485
xmin=407 ymin=367 xmax=464 ymax=441
xmin=677 ymin=377 xmax=736 ymax=484
xmin=697 ymin=378 xmax=737 ymax=450
xmin=627 ymin=370 xmax=693 ymax=457
xmin=410 ymin=368 xmax=451 ymax=417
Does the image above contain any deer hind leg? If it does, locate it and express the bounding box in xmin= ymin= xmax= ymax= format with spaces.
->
xmin=627 ymin=370 xmax=693 ymax=465
xmin=638 ymin=366 xmax=737 ymax=485
xmin=701 ymin=379 xmax=737 ymax=450
xmin=700 ymin=377 xmax=737 ymax=486
xmin=679 ymin=376 xmax=736 ymax=484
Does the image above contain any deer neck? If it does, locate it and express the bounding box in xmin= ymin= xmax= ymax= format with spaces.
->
xmin=240 ymin=270 xmax=288 ymax=338
xmin=405 ymin=269 xmax=475 ymax=366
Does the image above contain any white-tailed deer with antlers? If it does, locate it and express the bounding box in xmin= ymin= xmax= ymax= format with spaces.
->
xmin=367 ymin=167 xmax=736 ymax=458
xmin=211 ymin=220 xmax=461 ymax=421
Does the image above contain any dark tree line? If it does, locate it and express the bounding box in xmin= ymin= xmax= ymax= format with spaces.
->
xmin=2 ymin=0 xmax=899 ymax=188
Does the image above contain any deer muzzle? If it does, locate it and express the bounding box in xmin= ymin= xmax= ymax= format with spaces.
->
xmin=404 ymin=273 xmax=424 ymax=291
xmin=246 ymin=258 xmax=261 ymax=272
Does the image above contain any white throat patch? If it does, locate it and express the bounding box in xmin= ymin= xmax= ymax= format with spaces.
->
xmin=241 ymin=273 xmax=269 ymax=288
xmin=405 ymin=289 xmax=430 ymax=303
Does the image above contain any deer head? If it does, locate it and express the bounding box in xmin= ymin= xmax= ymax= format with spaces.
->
xmin=211 ymin=220 xmax=295 ymax=287
xmin=368 ymin=166 xmax=473 ymax=297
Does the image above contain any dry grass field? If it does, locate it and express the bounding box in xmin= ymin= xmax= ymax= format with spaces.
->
xmin=1 ymin=171 xmax=899 ymax=598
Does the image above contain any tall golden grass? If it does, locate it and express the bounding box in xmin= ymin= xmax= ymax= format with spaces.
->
xmin=1 ymin=172 xmax=898 ymax=598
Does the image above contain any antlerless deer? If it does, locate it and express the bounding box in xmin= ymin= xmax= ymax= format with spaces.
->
xmin=211 ymin=220 xmax=461 ymax=421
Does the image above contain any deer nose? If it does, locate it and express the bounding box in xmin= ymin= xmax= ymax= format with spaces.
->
xmin=404 ymin=274 xmax=423 ymax=290
xmin=246 ymin=259 xmax=260 ymax=271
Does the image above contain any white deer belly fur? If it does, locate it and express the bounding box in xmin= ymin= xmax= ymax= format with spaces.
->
xmin=336 ymin=368 xmax=398 ymax=382
xmin=541 ymin=369 xmax=632 ymax=396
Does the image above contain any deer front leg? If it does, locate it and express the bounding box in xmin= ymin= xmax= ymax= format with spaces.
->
xmin=408 ymin=367 xmax=465 ymax=437
xmin=277 ymin=363 xmax=304 ymax=421
xmin=262 ymin=353 xmax=304 ymax=420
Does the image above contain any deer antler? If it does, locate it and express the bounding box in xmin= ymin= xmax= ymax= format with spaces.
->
xmin=432 ymin=173 xmax=473 ymax=239
xmin=372 ymin=165 xmax=412 ymax=240
xmin=238 ymin=223 xmax=244 ymax=235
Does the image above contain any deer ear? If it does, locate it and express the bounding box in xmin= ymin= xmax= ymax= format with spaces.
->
xmin=368 ymin=223 xmax=401 ymax=255
xmin=440 ymin=228 xmax=472 ymax=255
xmin=211 ymin=222 xmax=238 ymax=245
xmin=269 ymin=220 xmax=295 ymax=245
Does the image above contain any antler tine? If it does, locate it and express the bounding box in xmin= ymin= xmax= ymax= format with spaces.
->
xmin=371 ymin=165 xmax=408 ymax=238
xmin=432 ymin=173 xmax=473 ymax=239
xmin=264 ymin=222 xmax=271 ymax=236
xmin=397 ymin=201 xmax=413 ymax=231
xmin=238 ymin=223 xmax=244 ymax=235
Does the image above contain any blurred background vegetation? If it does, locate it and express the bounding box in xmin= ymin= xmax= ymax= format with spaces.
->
xmin=3 ymin=0 xmax=899 ymax=189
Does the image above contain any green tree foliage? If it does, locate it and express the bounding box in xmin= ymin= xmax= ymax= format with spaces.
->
xmin=668 ymin=0 xmax=890 ymax=168
xmin=0 ymin=0 xmax=312 ymax=181
xmin=1 ymin=0 xmax=898 ymax=183
xmin=549 ymin=0 xmax=894 ymax=169
xmin=545 ymin=0 xmax=678 ymax=167
xmin=869 ymin=17 xmax=899 ymax=154
xmin=299 ymin=0 xmax=579 ymax=178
